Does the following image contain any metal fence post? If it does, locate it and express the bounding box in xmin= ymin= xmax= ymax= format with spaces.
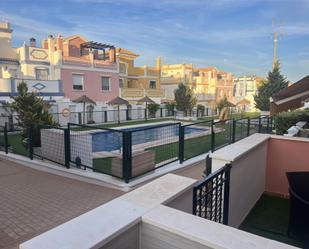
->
xmin=206 ymin=108 xmax=209 ymax=116
xmin=232 ymin=120 xmax=236 ymax=143
xmin=144 ymin=109 xmax=147 ymax=121
xmin=179 ymin=124 xmax=185 ymax=163
xmin=266 ymin=116 xmax=270 ymax=133
xmin=104 ymin=111 xmax=108 ymax=123
xmin=160 ymin=107 xmax=163 ymax=117
xmin=258 ymin=117 xmax=262 ymax=133
xmin=211 ymin=120 xmax=215 ymax=152
xmin=122 ymin=131 xmax=132 ymax=183
xmin=4 ymin=122 xmax=8 ymax=154
xmin=247 ymin=118 xmax=250 ymax=137
xmin=28 ymin=125 xmax=34 ymax=160
xmin=64 ymin=128 xmax=71 ymax=169
xmin=223 ymin=163 xmax=232 ymax=225
xmin=192 ymin=186 xmax=198 ymax=216
xmin=125 ymin=109 xmax=129 ymax=121
xmin=205 ymin=154 xmax=212 ymax=177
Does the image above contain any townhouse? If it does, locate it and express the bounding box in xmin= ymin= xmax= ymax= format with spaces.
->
xmin=117 ymin=48 xmax=163 ymax=103
xmin=0 ymin=22 xmax=63 ymax=101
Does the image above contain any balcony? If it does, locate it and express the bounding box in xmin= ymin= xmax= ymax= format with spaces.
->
xmin=195 ymin=93 xmax=216 ymax=101
xmin=121 ymin=88 xmax=164 ymax=98
xmin=0 ymin=78 xmax=63 ymax=98
xmin=209 ymin=134 xmax=309 ymax=248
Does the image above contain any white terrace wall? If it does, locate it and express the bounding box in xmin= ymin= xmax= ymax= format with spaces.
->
xmin=228 ymin=141 xmax=268 ymax=227
xmin=98 ymin=224 xmax=140 ymax=249
xmin=141 ymin=222 xmax=212 ymax=249
xmin=210 ymin=134 xmax=270 ymax=228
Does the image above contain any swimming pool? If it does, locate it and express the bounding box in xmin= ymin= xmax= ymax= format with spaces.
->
xmin=91 ymin=123 xmax=208 ymax=152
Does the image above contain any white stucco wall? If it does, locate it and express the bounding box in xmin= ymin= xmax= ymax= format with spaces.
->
xmin=210 ymin=134 xmax=270 ymax=228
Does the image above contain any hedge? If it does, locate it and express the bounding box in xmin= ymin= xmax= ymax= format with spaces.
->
xmin=274 ymin=109 xmax=309 ymax=135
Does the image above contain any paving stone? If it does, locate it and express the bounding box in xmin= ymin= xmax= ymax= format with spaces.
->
xmin=0 ymin=159 xmax=123 ymax=249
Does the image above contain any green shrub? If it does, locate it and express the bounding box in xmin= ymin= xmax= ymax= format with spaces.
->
xmin=274 ymin=110 xmax=309 ymax=135
xmin=165 ymin=102 xmax=175 ymax=116
xmin=197 ymin=104 xmax=205 ymax=116
xmin=147 ymin=103 xmax=160 ymax=118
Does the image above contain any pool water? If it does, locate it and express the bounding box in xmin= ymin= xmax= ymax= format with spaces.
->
xmin=92 ymin=124 xmax=207 ymax=152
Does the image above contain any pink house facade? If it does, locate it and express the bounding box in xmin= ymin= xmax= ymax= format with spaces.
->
xmin=43 ymin=34 xmax=119 ymax=102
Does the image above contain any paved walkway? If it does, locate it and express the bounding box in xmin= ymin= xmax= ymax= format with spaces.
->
xmin=0 ymin=158 xmax=123 ymax=249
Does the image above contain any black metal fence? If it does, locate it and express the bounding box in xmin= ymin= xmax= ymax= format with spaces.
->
xmin=68 ymin=123 xmax=126 ymax=178
xmin=193 ymin=163 xmax=232 ymax=225
xmin=67 ymin=122 xmax=181 ymax=182
xmin=0 ymin=123 xmax=8 ymax=154
xmin=0 ymin=116 xmax=273 ymax=183
xmin=181 ymin=120 xmax=212 ymax=161
xmin=30 ymin=125 xmax=71 ymax=167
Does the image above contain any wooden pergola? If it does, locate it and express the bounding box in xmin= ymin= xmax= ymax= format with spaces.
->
xmin=80 ymin=41 xmax=116 ymax=62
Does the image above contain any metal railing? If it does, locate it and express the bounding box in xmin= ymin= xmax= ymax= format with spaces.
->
xmin=0 ymin=123 xmax=8 ymax=154
xmin=193 ymin=163 xmax=232 ymax=225
xmin=0 ymin=115 xmax=273 ymax=183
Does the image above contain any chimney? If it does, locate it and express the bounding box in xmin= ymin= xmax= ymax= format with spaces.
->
xmin=29 ymin=37 xmax=36 ymax=47
xmin=56 ymin=34 xmax=63 ymax=50
xmin=47 ymin=34 xmax=55 ymax=52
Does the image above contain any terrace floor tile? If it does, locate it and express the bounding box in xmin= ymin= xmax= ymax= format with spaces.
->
xmin=0 ymin=158 xmax=124 ymax=249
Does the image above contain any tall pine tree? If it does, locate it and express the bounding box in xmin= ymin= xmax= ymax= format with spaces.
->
xmin=254 ymin=62 xmax=288 ymax=111
xmin=174 ymin=83 xmax=197 ymax=116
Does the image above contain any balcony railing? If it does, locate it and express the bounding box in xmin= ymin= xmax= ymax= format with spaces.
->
xmin=0 ymin=78 xmax=62 ymax=95
xmin=121 ymin=88 xmax=164 ymax=98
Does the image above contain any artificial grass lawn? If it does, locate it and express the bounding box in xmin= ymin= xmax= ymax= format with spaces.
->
xmin=93 ymin=157 xmax=113 ymax=174
xmin=240 ymin=195 xmax=303 ymax=248
xmin=198 ymin=112 xmax=260 ymax=121
xmin=7 ymin=133 xmax=28 ymax=156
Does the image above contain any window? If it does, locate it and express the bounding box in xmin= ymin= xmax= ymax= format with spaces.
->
xmin=119 ymin=78 xmax=124 ymax=88
xmin=149 ymin=80 xmax=156 ymax=89
xmin=72 ymin=74 xmax=84 ymax=90
xmin=101 ymin=77 xmax=111 ymax=91
xmin=35 ymin=68 xmax=48 ymax=80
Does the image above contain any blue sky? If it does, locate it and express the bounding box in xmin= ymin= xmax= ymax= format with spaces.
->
xmin=0 ymin=0 xmax=308 ymax=81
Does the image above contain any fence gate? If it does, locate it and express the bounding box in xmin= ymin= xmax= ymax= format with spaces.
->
xmin=193 ymin=163 xmax=231 ymax=225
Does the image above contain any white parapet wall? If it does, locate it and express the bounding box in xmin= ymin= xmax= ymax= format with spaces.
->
xmin=210 ymin=133 xmax=271 ymax=228
xmin=19 ymin=173 xmax=298 ymax=249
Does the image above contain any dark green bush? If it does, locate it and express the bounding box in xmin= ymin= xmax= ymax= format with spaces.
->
xmin=147 ymin=103 xmax=160 ymax=118
xmin=197 ymin=104 xmax=205 ymax=116
xmin=274 ymin=110 xmax=309 ymax=135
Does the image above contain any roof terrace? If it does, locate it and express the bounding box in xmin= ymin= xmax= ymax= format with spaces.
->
xmin=19 ymin=133 xmax=308 ymax=249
